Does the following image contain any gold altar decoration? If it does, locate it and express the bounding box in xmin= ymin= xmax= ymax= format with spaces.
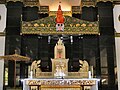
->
xmin=51 ymin=39 xmax=68 ymax=78
xmin=0 ymin=52 xmax=30 ymax=88
xmin=51 ymin=58 xmax=69 ymax=78
xmin=36 ymin=72 xmax=88 ymax=79
xmin=25 ymin=39 xmax=99 ymax=90
xmin=21 ymin=16 xmax=99 ymax=35
xmin=26 ymin=79 xmax=97 ymax=90
xmin=34 ymin=39 xmax=89 ymax=79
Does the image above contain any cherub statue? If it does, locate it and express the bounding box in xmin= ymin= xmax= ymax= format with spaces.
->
xmin=79 ymin=60 xmax=89 ymax=72
xmin=31 ymin=60 xmax=41 ymax=77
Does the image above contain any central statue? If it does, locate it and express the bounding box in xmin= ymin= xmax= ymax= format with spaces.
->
xmin=54 ymin=38 xmax=65 ymax=59
xmin=52 ymin=38 xmax=69 ymax=78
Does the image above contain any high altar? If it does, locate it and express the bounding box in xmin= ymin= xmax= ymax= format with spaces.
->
xmin=22 ymin=39 xmax=100 ymax=90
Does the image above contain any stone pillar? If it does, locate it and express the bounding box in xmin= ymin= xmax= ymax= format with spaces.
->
xmin=0 ymin=36 xmax=5 ymax=90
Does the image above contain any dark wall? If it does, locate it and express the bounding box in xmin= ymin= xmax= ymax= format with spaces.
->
xmin=6 ymin=1 xmax=23 ymax=35
xmin=6 ymin=1 xmax=23 ymax=87
xmin=97 ymin=1 xmax=116 ymax=90
xmin=22 ymin=6 xmax=39 ymax=21
xmin=81 ymin=6 xmax=98 ymax=21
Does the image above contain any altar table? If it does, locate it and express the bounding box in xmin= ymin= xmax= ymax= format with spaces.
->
xmin=22 ymin=78 xmax=100 ymax=90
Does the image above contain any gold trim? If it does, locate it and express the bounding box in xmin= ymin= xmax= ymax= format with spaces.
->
xmin=113 ymin=1 xmax=120 ymax=5
xmin=0 ymin=32 xmax=5 ymax=36
xmin=49 ymin=11 xmax=72 ymax=16
xmin=24 ymin=2 xmax=39 ymax=7
xmin=41 ymin=85 xmax=81 ymax=88
xmin=96 ymin=0 xmax=113 ymax=2
xmin=115 ymin=33 xmax=120 ymax=37
xmin=82 ymin=2 xmax=96 ymax=7
xmin=6 ymin=0 xmax=23 ymax=2
xmin=22 ymin=32 xmax=99 ymax=35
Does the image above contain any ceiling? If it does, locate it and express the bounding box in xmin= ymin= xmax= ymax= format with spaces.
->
xmin=39 ymin=0 xmax=81 ymax=11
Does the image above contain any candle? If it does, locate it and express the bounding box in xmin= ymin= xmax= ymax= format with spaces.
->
xmin=88 ymin=71 xmax=91 ymax=78
xmin=30 ymin=71 xmax=33 ymax=78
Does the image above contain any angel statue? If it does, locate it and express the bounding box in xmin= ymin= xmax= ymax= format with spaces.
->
xmin=31 ymin=60 xmax=41 ymax=77
xmin=79 ymin=60 xmax=89 ymax=72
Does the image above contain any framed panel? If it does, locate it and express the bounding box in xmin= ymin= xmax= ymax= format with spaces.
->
xmin=101 ymin=67 xmax=108 ymax=75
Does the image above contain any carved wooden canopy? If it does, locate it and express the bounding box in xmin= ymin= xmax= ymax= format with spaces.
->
xmin=21 ymin=16 xmax=99 ymax=35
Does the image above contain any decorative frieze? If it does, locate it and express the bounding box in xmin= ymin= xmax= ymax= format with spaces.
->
xmin=23 ymin=0 xmax=39 ymax=7
xmin=39 ymin=6 xmax=49 ymax=14
xmin=49 ymin=11 xmax=72 ymax=16
xmin=6 ymin=0 xmax=23 ymax=2
xmin=82 ymin=1 xmax=96 ymax=7
xmin=97 ymin=0 xmax=113 ymax=2
xmin=26 ymin=79 xmax=96 ymax=86
xmin=72 ymin=6 xmax=81 ymax=14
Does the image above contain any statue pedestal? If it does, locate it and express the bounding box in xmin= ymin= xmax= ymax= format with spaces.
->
xmin=51 ymin=58 xmax=69 ymax=78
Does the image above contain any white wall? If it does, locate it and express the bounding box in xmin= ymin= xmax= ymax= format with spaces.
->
xmin=0 ymin=36 xmax=5 ymax=90
xmin=113 ymin=5 xmax=120 ymax=33
xmin=0 ymin=4 xmax=7 ymax=32
xmin=115 ymin=38 xmax=120 ymax=90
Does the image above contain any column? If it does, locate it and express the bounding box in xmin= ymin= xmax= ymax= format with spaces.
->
xmin=115 ymin=38 xmax=120 ymax=90
xmin=0 ymin=4 xmax=6 ymax=90
xmin=113 ymin=3 xmax=120 ymax=90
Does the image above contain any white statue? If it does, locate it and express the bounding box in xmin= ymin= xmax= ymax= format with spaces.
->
xmin=54 ymin=38 xmax=65 ymax=59
xmin=31 ymin=60 xmax=41 ymax=77
xmin=79 ymin=60 xmax=89 ymax=72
